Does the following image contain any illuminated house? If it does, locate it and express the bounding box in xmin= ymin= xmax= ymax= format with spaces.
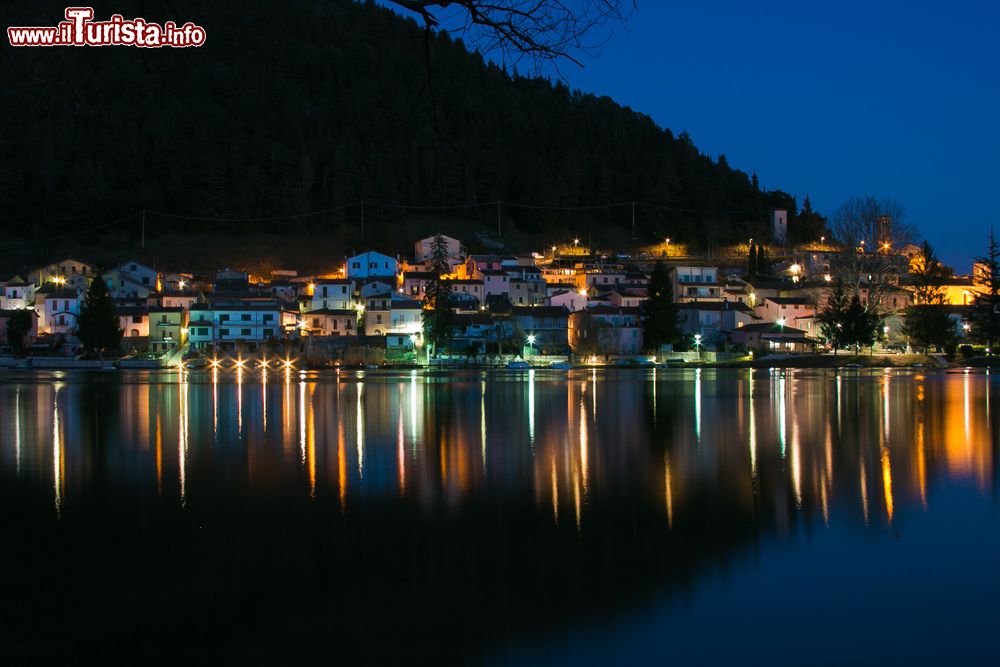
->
xmin=148 ymin=306 xmax=188 ymax=355
xmin=187 ymin=301 xmax=286 ymax=351
xmin=310 ymin=278 xmax=354 ymax=310
xmin=27 ymin=258 xmax=95 ymax=292
xmin=1 ymin=278 xmax=34 ymax=310
xmin=118 ymin=305 xmax=149 ymax=338
xmin=347 ymin=251 xmax=397 ymax=280
xmin=677 ymin=301 xmax=755 ymax=346
xmin=670 ymin=266 xmax=722 ymax=302
xmin=568 ymin=306 xmax=644 ymax=355
xmin=35 ymin=287 xmax=80 ymax=335
xmin=511 ymin=306 xmax=569 ymax=351
xmin=104 ymin=261 xmax=160 ymax=299
xmin=0 ymin=308 xmax=39 ymax=349
xmin=731 ymin=322 xmax=810 ymax=353
xmin=303 ymin=308 xmax=356 ymax=336
xmin=414 ymin=234 xmax=462 ymax=263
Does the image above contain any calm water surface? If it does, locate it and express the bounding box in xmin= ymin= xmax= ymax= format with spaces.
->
xmin=1 ymin=367 xmax=998 ymax=664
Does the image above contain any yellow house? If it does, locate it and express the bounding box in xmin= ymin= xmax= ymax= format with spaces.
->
xmin=148 ymin=306 xmax=188 ymax=354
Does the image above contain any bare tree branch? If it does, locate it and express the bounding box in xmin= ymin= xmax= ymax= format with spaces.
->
xmin=389 ymin=0 xmax=635 ymax=73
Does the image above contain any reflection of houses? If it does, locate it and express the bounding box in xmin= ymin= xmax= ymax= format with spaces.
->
xmin=731 ymin=322 xmax=810 ymax=352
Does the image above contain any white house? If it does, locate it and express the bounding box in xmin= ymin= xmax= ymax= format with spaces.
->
xmin=28 ymin=259 xmax=95 ymax=292
xmin=415 ymin=234 xmax=462 ymax=263
xmin=310 ymin=279 xmax=354 ymax=311
xmin=303 ymin=308 xmax=357 ymax=336
xmin=670 ymin=266 xmax=722 ymax=302
xmin=104 ymin=261 xmax=160 ymax=299
xmin=38 ymin=288 xmax=81 ymax=335
xmin=547 ymin=289 xmax=588 ymax=312
xmin=1 ymin=279 xmax=34 ymax=310
xmin=187 ymin=301 xmax=290 ymax=350
xmin=347 ymin=251 xmax=398 ymax=280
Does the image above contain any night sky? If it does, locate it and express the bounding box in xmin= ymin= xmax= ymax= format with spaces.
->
xmin=573 ymin=1 xmax=1000 ymax=271
xmin=392 ymin=0 xmax=999 ymax=271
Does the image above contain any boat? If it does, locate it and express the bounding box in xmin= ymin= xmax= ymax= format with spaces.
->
xmin=548 ymin=361 xmax=571 ymax=370
xmin=507 ymin=360 xmax=530 ymax=370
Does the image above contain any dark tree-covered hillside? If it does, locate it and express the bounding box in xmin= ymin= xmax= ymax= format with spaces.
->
xmin=1 ymin=0 xmax=817 ymax=253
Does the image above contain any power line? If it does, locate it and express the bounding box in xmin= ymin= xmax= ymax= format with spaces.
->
xmin=0 ymin=212 xmax=141 ymax=245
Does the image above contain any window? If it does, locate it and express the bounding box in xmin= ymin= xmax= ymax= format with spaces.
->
xmin=241 ymin=328 xmax=251 ymax=336
xmin=64 ymin=300 xmax=69 ymax=310
xmin=198 ymin=328 xmax=208 ymax=336
xmin=375 ymin=314 xmax=383 ymax=324
xmin=219 ymin=328 xmax=230 ymax=336
xmin=142 ymin=277 xmax=149 ymax=285
xmin=130 ymin=264 xmax=137 ymax=271
xmin=263 ymin=329 xmax=273 ymax=338
xmin=346 ymin=319 xmax=353 ymax=329
xmin=219 ymin=314 xmax=230 ymax=322
xmin=132 ymin=315 xmax=142 ymax=323
xmin=352 ymin=262 xmax=360 ymax=269
xmin=241 ymin=313 xmax=251 ymax=321
xmin=331 ymin=319 xmax=338 ymax=329
xmin=58 ymin=315 xmax=65 ymax=325
xmin=263 ymin=313 xmax=274 ymax=323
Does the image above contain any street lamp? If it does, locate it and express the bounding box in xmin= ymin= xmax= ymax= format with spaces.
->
xmin=527 ymin=334 xmax=536 ymax=357
xmin=573 ymin=238 xmax=580 ymax=248
xmin=178 ymin=279 xmax=187 ymax=290
xmin=693 ymin=333 xmax=702 ymax=357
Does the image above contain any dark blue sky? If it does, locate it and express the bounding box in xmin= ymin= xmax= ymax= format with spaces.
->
xmin=557 ymin=0 xmax=998 ymax=271
xmin=387 ymin=0 xmax=997 ymax=270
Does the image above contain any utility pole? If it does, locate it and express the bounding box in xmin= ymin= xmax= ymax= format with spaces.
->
xmin=631 ymin=201 xmax=636 ymax=240
xmin=141 ymin=208 xmax=145 ymax=249
xmin=497 ymin=200 xmax=501 ymax=242
xmin=360 ymin=200 xmax=365 ymax=239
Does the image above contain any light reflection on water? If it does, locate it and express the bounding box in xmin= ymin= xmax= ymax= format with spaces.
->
xmin=0 ymin=367 xmax=998 ymax=663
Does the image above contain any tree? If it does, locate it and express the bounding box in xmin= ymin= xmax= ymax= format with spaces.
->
xmin=842 ymin=295 xmax=880 ymax=353
xmin=903 ymin=305 xmax=955 ymax=353
xmin=903 ymin=241 xmax=955 ymax=353
xmin=389 ymin=1 xmax=636 ymax=70
xmin=747 ymin=240 xmax=757 ymax=279
xmin=819 ymin=278 xmax=850 ymax=353
xmin=422 ymin=233 xmax=454 ymax=355
xmin=970 ymin=229 xmax=1000 ymax=349
xmin=908 ymin=240 xmax=951 ymax=305
xmin=642 ymin=260 xmax=679 ymax=350
xmin=5 ymin=309 xmax=34 ymax=357
xmin=77 ymin=276 xmax=122 ymax=357
xmin=829 ymin=196 xmax=917 ymax=250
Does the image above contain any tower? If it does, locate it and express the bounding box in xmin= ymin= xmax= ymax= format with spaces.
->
xmin=770 ymin=209 xmax=788 ymax=245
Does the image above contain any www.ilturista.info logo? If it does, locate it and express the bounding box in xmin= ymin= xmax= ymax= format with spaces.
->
xmin=7 ymin=7 xmax=206 ymax=48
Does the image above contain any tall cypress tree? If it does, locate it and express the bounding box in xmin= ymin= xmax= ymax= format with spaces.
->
xmin=642 ymin=260 xmax=679 ymax=351
xmin=970 ymin=229 xmax=1000 ymax=350
xmin=421 ymin=233 xmax=454 ymax=356
xmin=77 ymin=275 xmax=122 ymax=357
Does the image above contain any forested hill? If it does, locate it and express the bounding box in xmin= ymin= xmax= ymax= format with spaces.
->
xmin=1 ymin=0 xmax=825 ymax=254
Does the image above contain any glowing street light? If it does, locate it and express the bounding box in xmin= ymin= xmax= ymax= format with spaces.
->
xmin=573 ymin=238 xmax=580 ymax=247
xmin=824 ymin=274 xmax=832 ymax=282
xmin=776 ymin=318 xmax=787 ymax=329
xmin=178 ymin=279 xmax=187 ymax=290
xmin=963 ymin=322 xmax=971 ymax=332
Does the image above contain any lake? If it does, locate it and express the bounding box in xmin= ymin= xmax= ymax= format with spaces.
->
xmin=1 ymin=367 xmax=997 ymax=664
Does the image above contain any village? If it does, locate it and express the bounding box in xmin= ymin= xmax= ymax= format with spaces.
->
xmin=0 ymin=209 xmax=984 ymax=368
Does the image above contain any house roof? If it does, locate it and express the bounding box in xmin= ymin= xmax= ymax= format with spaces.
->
xmin=43 ymin=289 xmax=79 ymax=300
xmin=306 ymin=308 xmax=356 ymax=316
xmin=678 ymin=301 xmax=754 ymax=314
xmin=0 ymin=308 xmax=38 ymax=319
xmin=584 ymin=305 xmax=642 ymax=315
xmin=764 ymin=296 xmax=814 ymax=306
xmin=736 ymin=322 xmax=808 ymax=336
xmin=512 ymin=306 xmax=569 ymax=318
